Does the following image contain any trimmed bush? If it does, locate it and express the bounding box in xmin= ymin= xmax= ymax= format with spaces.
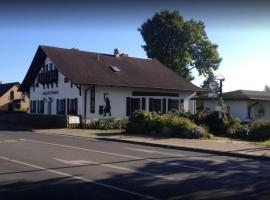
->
xmin=84 ymin=118 xmax=128 ymax=130
xmin=126 ymin=110 xmax=161 ymax=134
xmin=126 ymin=110 xmax=211 ymax=139
xmin=248 ymin=120 xmax=270 ymax=141
xmin=193 ymin=111 xmax=244 ymax=136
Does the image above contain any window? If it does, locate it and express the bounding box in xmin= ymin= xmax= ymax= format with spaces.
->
xmin=36 ymin=82 xmax=39 ymax=88
xmin=149 ymin=98 xmax=162 ymax=112
xmin=30 ymin=100 xmax=37 ymax=113
xmin=37 ymin=100 xmax=44 ymax=114
xmin=10 ymin=91 xmax=14 ymax=101
xmin=57 ymin=99 xmax=66 ymax=115
xmin=46 ymin=64 xmax=48 ymax=72
xmin=168 ymin=99 xmax=179 ymax=112
xmin=67 ymin=98 xmax=77 ymax=115
xmin=257 ymin=104 xmax=265 ymax=117
xmin=109 ymin=65 xmax=120 ymax=72
xmin=50 ymin=63 xmax=53 ymax=71
xmin=90 ymin=86 xmax=95 ymax=113
xmin=126 ymin=97 xmax=141 ymax=116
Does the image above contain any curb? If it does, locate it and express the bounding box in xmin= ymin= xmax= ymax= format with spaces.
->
xmin=97 ymin=137 xmax=270 ymax=161
xmin=33 ymin=130 xmax=270 ymax=162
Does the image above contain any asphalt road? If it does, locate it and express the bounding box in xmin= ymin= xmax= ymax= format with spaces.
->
xmin=0 ymin=124 xmax=270 ymax=200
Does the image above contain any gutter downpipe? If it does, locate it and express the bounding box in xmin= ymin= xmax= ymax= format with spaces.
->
xmin=84 ymin=85 xmax=92 ymax=122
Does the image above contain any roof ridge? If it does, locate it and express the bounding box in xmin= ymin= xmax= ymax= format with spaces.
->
xmin=40 ymin=44 xmax=153 ymax=62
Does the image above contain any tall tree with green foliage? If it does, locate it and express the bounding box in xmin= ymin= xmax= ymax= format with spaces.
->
xmin=139 ymin=10 xmax=222 ymax=81
xmin=264 ymin=85 xmax=270 ymax=92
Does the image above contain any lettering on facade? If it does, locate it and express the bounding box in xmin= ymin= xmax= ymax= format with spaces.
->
xmin=42 ymin=91 xmax=59 ymax=95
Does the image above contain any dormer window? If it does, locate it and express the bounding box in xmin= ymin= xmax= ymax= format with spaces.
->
xmin=109 ymin=65 xmax=120 ymax=72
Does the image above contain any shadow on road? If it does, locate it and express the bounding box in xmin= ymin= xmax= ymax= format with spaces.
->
xmin=0 ymin=123 xmax=33 ymax=132
xmin=1 ymin=155 xmax=270 ymax=200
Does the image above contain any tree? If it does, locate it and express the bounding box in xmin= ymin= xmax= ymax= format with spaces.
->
xmin=139 ymin=10 xmax=222 ymax=81
xmin=264 ymin=85 xmax=270 ymax=92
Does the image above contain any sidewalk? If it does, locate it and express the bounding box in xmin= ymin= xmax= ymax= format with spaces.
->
xmin=33 ymin=128 xmax=270 ymax=161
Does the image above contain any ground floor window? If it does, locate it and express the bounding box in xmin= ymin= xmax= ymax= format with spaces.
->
xmin=168 ymin=99 xmax=179 ymax=112
xmin=57 ymin=99 xmax=66 ymax=115
xmin=149 ymin=98 xmax=162 ymax=112
xmin=67 ymin=98 xmax=78 ymax=115
xmin=37 ymin=100 xmax=44 ymax=114
xmin=126 ymin=97 xmax=141 ymax=116
xmin=30 ymin=100 xmax=36 ymax=113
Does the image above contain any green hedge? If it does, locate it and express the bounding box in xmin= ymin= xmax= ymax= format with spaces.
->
xmin=126 ymin=110 xmax=212 ymax=139
xmin=248 ymin=120 xmax=270 ymax=141
xmin=83 ymin=118 xmax=128 ymax=130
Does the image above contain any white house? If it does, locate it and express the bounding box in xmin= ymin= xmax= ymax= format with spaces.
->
xmin=19 ymin=45 xmax=202 ymax=122
xmin=193 ymin=90 xmax=270 ymax=121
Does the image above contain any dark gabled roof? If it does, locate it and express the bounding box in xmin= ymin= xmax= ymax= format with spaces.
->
xmin=193 ymin=90 xmax=270 ymax=101
xmin=19 ymin=45 xmax=202 ymax=92
xmin=0 ymin=82 xmax=20 ymax=97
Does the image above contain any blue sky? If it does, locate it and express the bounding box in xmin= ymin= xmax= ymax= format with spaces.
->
xmin=1 ymin=1 xmax=270 ymax=92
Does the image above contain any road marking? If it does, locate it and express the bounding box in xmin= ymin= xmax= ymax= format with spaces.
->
xmin=20 ymin=139 xmax=203 ymax=170
xmin=4 ymin=140 xmax=17 ymax=143
xmin=54 ymin=157 xmax=175 ymax=181
xmin=0 ymin=155 xmax=160 ymax=200
xmin=126 ymin=147 xmax=224 ymax=163
xmin=126 ymin=148 xmax=157 ymax=154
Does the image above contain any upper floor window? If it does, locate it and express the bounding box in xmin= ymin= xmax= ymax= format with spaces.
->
xmin=10 ymin=90 xmax=14 ymax=100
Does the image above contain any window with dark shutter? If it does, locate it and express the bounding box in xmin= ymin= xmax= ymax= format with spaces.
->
xmin=75 ymin=98 xmax=78 ymax=115
xmin=126 ymin=97 xmax=131 ymax=116
xmin=141 ymin=98 xmax=146 ymax=110
xmin=67 ymin=99 xmax=70 ymax=114
xmin=149 ymin=98 xmax=153 ymax=112
xmin=57 ymin=99 xmax=59 ymax=114
xmin=90 ymin=86 xmax=95 ymax=113
xmin=162 ymin=99 xmax=166 ymax=113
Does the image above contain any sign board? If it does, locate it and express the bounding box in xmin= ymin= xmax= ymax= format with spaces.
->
xmin=42 ymin=91 xmax=59 ymax=95
xmin=68 ymin=115 xmax=80 ymax=124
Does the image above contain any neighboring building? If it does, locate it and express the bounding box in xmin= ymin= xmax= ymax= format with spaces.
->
xmin=193 ymin=90 xmax=270 ymax=121
xmin=0 ymin=82 xmax=29 ymax=111
xmin=19 ymin=45 xmax=202 ymax=121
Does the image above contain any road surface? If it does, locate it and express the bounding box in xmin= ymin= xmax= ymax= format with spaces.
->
xmin=0 ymin=124 xmax=269 ymax=200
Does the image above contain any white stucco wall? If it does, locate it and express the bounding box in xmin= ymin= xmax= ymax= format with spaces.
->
xmin=29 ymin=57 xmax=83 ymax=115
xmin=84 ymin=86 xmax=196 ymax=120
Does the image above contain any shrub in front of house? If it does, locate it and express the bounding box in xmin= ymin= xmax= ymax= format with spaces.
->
xmin=126 ymin=110 xmax=211 ymax=139
xmin=248 ymin=120 xmax=270 ymax=141
xmin=126 ymin=110 xmax=162 ymax=134
xmin=84 ymin=118 xmax=128 ymax=130
xmin=193 ymin=111 xmax=245 ymax=137
xmin=160 ymin=114 xmax=209 ymax=138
